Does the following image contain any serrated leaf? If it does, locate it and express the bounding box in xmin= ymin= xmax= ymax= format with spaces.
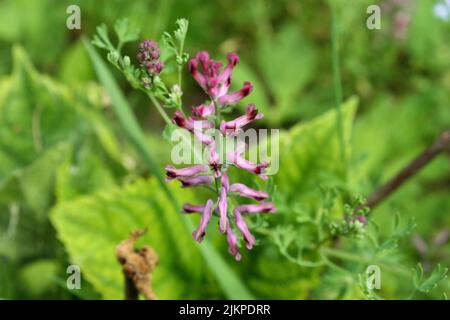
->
xmin=51 ymin=178 xmax=210 ymax=299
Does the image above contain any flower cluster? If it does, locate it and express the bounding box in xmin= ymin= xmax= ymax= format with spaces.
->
xmin=137 ymin=40 xmax=164 ymax=75
xmin=165 ymin=51 xmax=276 ymax=261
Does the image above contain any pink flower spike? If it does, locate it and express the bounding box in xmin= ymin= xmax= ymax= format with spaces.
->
xmin=221 ymin=171 xmax=230 ymax=191
xmin=218 ymin=173 xmax=229 ymax=233
xmin=192 ymin=101 xmax=215 ymax=119
xmin=227 ymin=152 xmax=268 ymax=179
xmin=172 ymin=111 xmax=214 ymax=131
xmin=183 ymin=203 xmax=206 ymax=214
xmin=192 ymin=199 xmax=214 ymax=242
xmin=234 ymin=209 xmax=256 ymax=250
xmin=226 ymin=224 xmax=242 ymax=261
xmin=217 ymin=81 xmax=253 ymax=106
xmin=230 ymin=183 xmax=268 ymax=201
xmin=217 ymin=53 xmax=239 ymax=83
xmin=178 ymin=175 xmax=213 ymax=188
xmin=216 ymin=52 xmax=240 ymax=95
xmin=193 ymin=130 xmax=214 ymax=145
xmin=220 ymin=104 xmax=263 ymax=134
xmin=165 ymin=164 xmax=209 ymax=182
xmin=209 ymin=143 xmax=222 ymax=178
xmin=189 ymin=51 xmax=224 ymax=98
xmin=236 ymin=202 xmax=276 ymax=215
xmin=188 ymin=59 xmax=207 ymax=92
xmin=137 ymin=40 xmax=163 ymax=75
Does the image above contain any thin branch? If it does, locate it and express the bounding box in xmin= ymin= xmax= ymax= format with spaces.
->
xmin=366 ymin=129 xmax=450 ymax=211
xmin=124 ymin=273 xmax=139 ymax=300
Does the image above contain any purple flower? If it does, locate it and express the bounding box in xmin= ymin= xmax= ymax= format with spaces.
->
xmin=192 ymin=199 xmax=214 ymax=242
xmin=236 ymin=202 xmax=276 ymax=214
xmin=393 ymin=12 xmax=410 ymax=40
xmin=217 ymin=52 xmax=239 ymax=85
xmin=165 ymin=51 xmax=276 ymax=261
xmin=172 ymin=110 xmax=214 ymax=131
xmin=193 ymin=130 xmax=214 ymax=146
xmin=230 ymin=183 xmax=268 ymax=201
xmin=218 ymin=173 xmax=229 ymax=233
xmin=234 ymin=209 xmax=256 ymax=250
xmin=226 ymin=224 xmax=241 ymax=261
xmin=188 ymin=52 xmax=252 ymax=106
xmin=217 ymin=82 xmax=253 ymax=107
xmin=183 ymin=203 xmax=207 ymax=214
xmin=165 ymin=164 xmax=209 ymax=181
xmin=188 ymin=51 xmax=220 ymax=97
xmin=192 ymin=102 xmax=215 ymax=118
xmin=355 ymin=215 xmax=367 ymax=225
xmin=178 ymin=175 xmax=213 ymax=188
xmin=146 ymin=60 xmax=164 ymax=75
xmin=220 ymin=104 xmax=263 ymax=134
xmin=137 ymin=39 xmax=164 ymax=75
xmin=209 ymin=142 xmax=222 ymax=178
xmin=138 ymin=40 xmax=160 ymax=59
xmin=227 ymin=151 xmax=269 ymax=180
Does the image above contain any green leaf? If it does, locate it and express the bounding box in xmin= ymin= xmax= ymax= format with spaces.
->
xmin=55 ymin=144 xmax=116 ymax=202
xmin=51 ymin=178 xmax=206 ymax=299
xmin=0 ymin=46 xmax=123 ymax=283
xmin=19 ymin=259 xmax=60 ymax=298
xmin=0 ymin=46 xmax=121 ymax=207
xmin=92 ymin=24 xmax=113 ymax=51
xmin=413 ymin=263 xmax=448 ymax=293
xmin=114 ymin=19 xmax=139 ymax=45
xmin=237 ymin=98 xmax=357 ymax=299
xmin=6 ymin=144 xmax=70 ymax=217
xmin=174 ymin=18 xmax=189 ymax=44
xmin=0 ymin=46 xmax=85 ymax=179
xmin=275 ymin=97 xmax=358 ymax=203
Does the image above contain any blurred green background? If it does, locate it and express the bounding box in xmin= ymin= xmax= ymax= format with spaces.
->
xmin=0 ymin=0 xmax=449 ymax=299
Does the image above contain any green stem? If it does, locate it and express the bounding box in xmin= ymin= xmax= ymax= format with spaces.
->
xmin=146 ymin=92 xmax=172 ymax=124
xmin=214 ymin=177 xmax=220 ymax=196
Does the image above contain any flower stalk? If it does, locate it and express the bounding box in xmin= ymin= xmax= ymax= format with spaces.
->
xmin=165 ymin=51 xmax=276 ymax=260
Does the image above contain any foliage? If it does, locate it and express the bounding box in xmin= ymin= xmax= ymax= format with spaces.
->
xmin=0 ymin=0 xmax=449 ymax=300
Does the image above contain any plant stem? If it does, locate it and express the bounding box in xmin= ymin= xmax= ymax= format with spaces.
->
xmin=215 ymin=177 xmax=220 ymax=196
xmin=364 ymin=129 xmax=450 ymax=211
xmin=146 ymin=92 xmax=172 ymax=124
xmin=124 ymin=273 xmax=139 ymax=300
xmin=178 ymin=47 xmax=185 ymax=90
